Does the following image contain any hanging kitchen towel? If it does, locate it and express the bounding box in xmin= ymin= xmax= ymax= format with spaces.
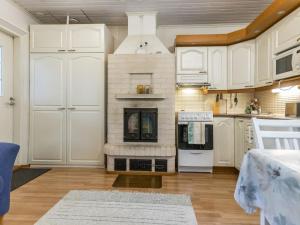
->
xmin=188 ymin=122 xmax=204 ymax=145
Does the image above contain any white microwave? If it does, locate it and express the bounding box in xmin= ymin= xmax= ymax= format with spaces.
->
xmin=273 ymin=46 xmax=300 ymax=80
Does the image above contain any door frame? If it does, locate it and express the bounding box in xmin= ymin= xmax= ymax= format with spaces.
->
xmin=0 ymin=23 xmax=31 ymax=165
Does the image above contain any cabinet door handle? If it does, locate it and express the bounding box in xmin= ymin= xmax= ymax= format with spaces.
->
xmin=58 ymin=49 xmax=66 ymax=52
xmin=57 ymin=107 xmax=66 ymax=110
xmin=209 ymin=87 xmax=217 ymax=90
xmin=244 ymin=85 xmax=254 ymax=88
xmin=68 ymin=49 xmax=76 ymax=52
xmin=68 ymin=107 xmax=76 ymax=110
xmin=265 ymin=81 xmax=273 ymax=84
xmin=297 ymin=37 xmax=300 ymax=42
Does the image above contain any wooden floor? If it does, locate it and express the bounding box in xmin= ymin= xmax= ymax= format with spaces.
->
xmin=4 ymin=168 xmax=259 ymax=225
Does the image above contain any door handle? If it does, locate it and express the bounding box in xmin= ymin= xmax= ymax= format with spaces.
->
xmin=7 ymin=97 xmax=15 ymax=106
xmin=57 ymin=49 xmax=66 ymax=52
xmin=68 ymin=49 xmax=76 ymax=52
xmin=68 ymin=107 xmax=76 ymax=110
xmin=190 ymin=152 xmax=203 ymax=155
xmin=57 ymin=107 xmax=66 ymax=110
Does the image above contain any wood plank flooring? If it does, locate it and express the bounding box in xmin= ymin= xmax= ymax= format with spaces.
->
xmin=4 ymin=168 xmax=259 ymax=225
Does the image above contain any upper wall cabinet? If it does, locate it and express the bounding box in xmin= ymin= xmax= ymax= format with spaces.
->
xmin=228 ymin=40 xmax=255 ymax=90
xmin=67 ymin=25 xmax=104 ymax=52
xmin=30 ymin=25 xmax=105 ymax=53
xmin=176 ymin=47 xmax=208 ymax=74
xmin=255 ymin=31 xmax=273 ymax=87
xmin=30 ymin=25 xmax=67 ymax=53
xmin=208 ymin=47 xmax=227 ymax=90
xmin=272 ymin=8 xmax=300 ymax=54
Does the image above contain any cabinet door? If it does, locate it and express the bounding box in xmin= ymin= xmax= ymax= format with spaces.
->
xmin=208 ymin=47 xmax=227 ymax=90
xmin=255 ymin=31 xmax=273 ymax=87
xmin=228 ymin=40 xmax=255 ymax=89
xmin=30 ymin=54 xmax=67 ymax=164
xmin=67 ymin=25 xmax=104 ymax=52
xmin=213 ymin=117 xmax=234 ymax=167
xmin=273 ymin=9 xmax=300 ymax=54
xmin=176 ymin=47 xmax=208 ymax=74
xmin=67 ymin=53 xmax=105 ymax=166
xmin=30 ymin=25 xmax=67 ymax=53
xmin=234 ymin=119 xmax=245 ymax=170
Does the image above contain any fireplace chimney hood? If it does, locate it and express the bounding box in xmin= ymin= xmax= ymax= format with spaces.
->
xmin=114 ymin=12 xmax=170 ymax=54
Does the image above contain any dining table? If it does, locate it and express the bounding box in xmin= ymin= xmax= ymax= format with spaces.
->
xmin=234 ymin=149 xmax=300 ymax=225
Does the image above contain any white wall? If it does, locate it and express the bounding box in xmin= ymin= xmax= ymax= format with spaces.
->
xmin=0 ymin=0 xmax=38 ymax=164
xmin=109 ymin=23 xmax=247 ymax=52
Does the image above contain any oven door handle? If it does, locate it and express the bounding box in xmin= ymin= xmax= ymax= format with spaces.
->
xmin=190 ymin=152 xmax=204 ymax=155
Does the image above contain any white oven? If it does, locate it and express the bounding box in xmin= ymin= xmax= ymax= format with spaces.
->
xmin=273 ymin=45 xmax=300 ymax=80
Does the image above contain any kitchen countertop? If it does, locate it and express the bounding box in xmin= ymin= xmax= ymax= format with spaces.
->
xmin=213 ymin=113 xmax=299 ymax=120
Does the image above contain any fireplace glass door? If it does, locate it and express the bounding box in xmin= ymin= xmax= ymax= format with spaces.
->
xmin=124 ymin=108 xmax=157 ymax=142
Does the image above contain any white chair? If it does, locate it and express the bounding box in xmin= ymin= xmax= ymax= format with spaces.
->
xmin=252 ymin=118 xmax=300 ymax=225
xmin=252 ymin=118 xmax=300 ymax=150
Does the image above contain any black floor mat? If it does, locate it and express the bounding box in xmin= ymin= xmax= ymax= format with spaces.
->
xmin=11 ymin=168 xmax=50 ymax=191
xmin=112 ymin=175 xmax=162 ymax=189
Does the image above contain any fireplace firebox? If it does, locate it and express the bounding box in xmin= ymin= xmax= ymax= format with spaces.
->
xmin=124 ymin=108 xmax=158 ymax=142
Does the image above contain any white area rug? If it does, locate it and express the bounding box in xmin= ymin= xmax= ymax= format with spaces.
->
xmin=35 ymin=190 xmax=198 ymax=225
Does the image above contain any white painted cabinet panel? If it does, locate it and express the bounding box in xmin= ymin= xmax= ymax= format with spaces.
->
xmin=176 ymin=47 xmax=208 ymax=74
xmin=272 ymin=8 xmax=300 ymax=54
xmin=30 ymin=25 xmax=67 ymax=53
xmin=68 ymin=25 xmax=104 ymax=52
xmin=67 ymin=111 xmax=104 ymax=165
xmin=68 ymin=53 xmax=104 ymax=109
xmin=213 ymin=117 xmax=234 ymax=167
xmin=30 ymin=54 xmax=67 ymax=108
xmin=208 ymin=47 xmax=227 ymax=90
xmin=234 ymin=118 xmax=245 ymax=170
xmin=30 ymin=110 xmax=66 ymax=164
xmin=255 ymin=31 xmax=273 ymax=87
xmin=228 ymin=40 xmax=255 ymax=89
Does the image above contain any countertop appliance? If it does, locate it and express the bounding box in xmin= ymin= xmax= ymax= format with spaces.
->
xmin=177 ymin=111 xmax=214 ymax=173
xmin=285 ymin=102 xmax=300 ymax=117
xmin=274 ymin=45 xmax=300 ymax=80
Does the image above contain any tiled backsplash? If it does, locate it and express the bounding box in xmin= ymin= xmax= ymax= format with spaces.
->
xmin=176 ymin=88 xmax=253 ymax=114
xmin=255 ymin=87 xmax=300 ymax=115
xmin=175 ymin=86 xmax=300 ymax=115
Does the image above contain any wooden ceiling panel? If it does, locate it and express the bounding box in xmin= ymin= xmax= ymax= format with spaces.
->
xmin=13 ymin=0 xmax=272 ymax=25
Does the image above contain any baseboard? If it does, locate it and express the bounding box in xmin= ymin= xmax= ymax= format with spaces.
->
xmin=13 ymin=164 xmax=30 ymax=171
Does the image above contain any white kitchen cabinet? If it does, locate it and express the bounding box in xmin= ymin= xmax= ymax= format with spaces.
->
xmin=67 ymin=25 xmax=104 ymax=52
xmin=228 ymin=40 xmax=255 ymax=89
xmin=208 ymin=47 xmax=227 ymax=90
xmin=255 ymin=30 xmax=273 ymax=87
xmin=213 ymin=117 xmax=234 ymax=167
xmin=234 ymin=118 xmax=246 ymax=170
xmin=30 ymin=53 xmax=105 ymax=166
xmin=30 ymin=25 xmax=67 ymax=53
xmin=30 ymin=54 xmax=67 ymax=164
xmin=67 ymin=53 xmax=105 ymax=165
xmin=272 ymin=8 xmax=300 ymax=54
xmin=30 ymin=24 xmax=106 ymax=53
xmin=176 ymin=47 xmax=208 ymax=74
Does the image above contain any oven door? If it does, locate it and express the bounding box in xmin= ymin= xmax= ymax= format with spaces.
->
xmin=177 ymin=122 xmax=213 ymax=150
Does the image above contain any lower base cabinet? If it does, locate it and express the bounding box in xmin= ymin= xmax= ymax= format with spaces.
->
xmin=213 ymin=117 xmax=235 ymax=167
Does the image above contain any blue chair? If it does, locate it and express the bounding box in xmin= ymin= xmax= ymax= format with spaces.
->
xmin=0 ymin=143 xmax=19 ymax=222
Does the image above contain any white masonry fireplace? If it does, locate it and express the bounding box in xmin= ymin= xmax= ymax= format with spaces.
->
xmin=104 ymin=12 xmax=176 ymax=173
xmin=104 ymin=54 xmax=176 ymax=172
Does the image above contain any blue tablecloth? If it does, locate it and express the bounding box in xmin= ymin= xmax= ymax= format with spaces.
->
xmin=234 ymin=149 xmax=300 ymax=225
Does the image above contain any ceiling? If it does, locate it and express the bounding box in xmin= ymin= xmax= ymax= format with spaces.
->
xmin=13 ymin=0 xmax=273 ymax=26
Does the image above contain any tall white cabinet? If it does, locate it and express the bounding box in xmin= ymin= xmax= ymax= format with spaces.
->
xmin=29 ymin=25 xmax=112 ymax=167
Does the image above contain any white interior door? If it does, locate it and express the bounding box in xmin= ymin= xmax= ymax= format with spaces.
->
xmin=30 ymin=54 xmax=67 ymax=164
xmin=67 ymin=53 xmax=104 ymax=166
xmin=0 ymin=31 xmax=14 ymax=142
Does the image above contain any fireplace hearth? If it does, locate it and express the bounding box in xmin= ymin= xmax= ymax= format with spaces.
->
xmin=124 ymin=108 xmax=158 ymax=142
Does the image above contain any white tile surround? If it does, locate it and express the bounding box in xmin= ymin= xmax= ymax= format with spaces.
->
xmin=104 ymin=54 xmax=176 ymax=172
